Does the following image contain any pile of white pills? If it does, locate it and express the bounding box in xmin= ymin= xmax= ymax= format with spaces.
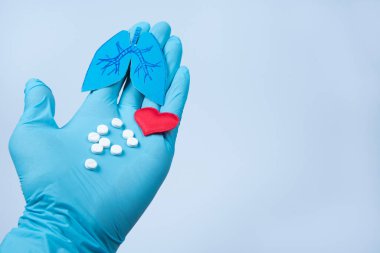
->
xmin=84 ymin=117 xmax=139 ymax=170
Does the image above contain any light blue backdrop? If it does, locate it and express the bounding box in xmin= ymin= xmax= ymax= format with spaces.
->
xmin=1 ymin=1 xmax=380 ymax=252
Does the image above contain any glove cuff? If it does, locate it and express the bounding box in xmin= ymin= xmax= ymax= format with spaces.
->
xmin=0 ymin=209 xmax=115 ymax=253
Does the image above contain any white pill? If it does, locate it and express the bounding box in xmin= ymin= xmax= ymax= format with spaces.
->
xmin=88 ymin=132 xmax=100 ymax=143
xmin=110 ymin=145 xmax=123 ymax=155
xmin=99 ymin=137 xmax=111 ymax=148
xmin=97 ymin=124 xmax=109 ymax=135
xmin=122 ymin=129 xmax=134 ymax=139
xmin=91 ymin=143 xmax=104 ymax=154
xmin=111 ymin=118 xmax=123 ymax=128
xmin=126 ymin=137 xmax=139 ymax=147
xmin=84 ymin=159 xmax=97 ymax=170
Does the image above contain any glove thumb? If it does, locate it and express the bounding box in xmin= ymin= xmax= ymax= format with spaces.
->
xmin=19 ymin=78 xmax=57 ymax=127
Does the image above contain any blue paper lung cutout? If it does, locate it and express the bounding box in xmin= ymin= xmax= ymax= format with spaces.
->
xmin=131 ymin=32 xmax=167 ymax=105
xmin=82 ymin=28 xmax=167 ymax=105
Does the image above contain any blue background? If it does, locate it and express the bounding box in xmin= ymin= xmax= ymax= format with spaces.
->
xmin=1 ymin=0 xmax=380 ymax=252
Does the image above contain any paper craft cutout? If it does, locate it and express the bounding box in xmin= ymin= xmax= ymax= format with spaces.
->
xmin=134 ymin=107 xmax=179 ymax=136
xmin=82 ymin=28 xmax=168 ymax=105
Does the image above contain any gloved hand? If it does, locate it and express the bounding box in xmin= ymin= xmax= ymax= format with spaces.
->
xmin=0 ymin=21 xmax=190 ymax=253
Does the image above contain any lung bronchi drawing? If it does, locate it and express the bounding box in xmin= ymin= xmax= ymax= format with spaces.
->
xmin=97 ymin=27 xmax=161 ymax=82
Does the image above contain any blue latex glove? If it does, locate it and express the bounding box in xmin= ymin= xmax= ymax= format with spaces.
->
xmin=0 ymin=22 xmax=190 ymax=253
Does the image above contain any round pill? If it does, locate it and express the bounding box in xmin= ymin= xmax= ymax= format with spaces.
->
xmin=91 ymin=143 xmax=104 ymax=154
xmin=85 ymin=159 xmax=97 ymax=170
xmin=97 ymin=124 xmax=109 ymax=135
xmin=111 ymin=118 xmax=123 ymax=128
xmin=99 ymin=137 xmax=111 ymax=148
xmin=126 ymin=137 xmax=139 ymax=147
xmin=88 ymin=132 xmax=100 ymax=143
xmin=110 ymin=145 xmax=123 ymax=155
xmin=122 ymin=129 xmax=134 ymax=139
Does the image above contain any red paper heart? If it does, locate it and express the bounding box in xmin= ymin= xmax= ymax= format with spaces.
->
xmin=134 ymin=107 xmax=180 ymax=136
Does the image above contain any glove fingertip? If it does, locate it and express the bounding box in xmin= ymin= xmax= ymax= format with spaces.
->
xmin=24 ymin=78 xmax=49 ymax=94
